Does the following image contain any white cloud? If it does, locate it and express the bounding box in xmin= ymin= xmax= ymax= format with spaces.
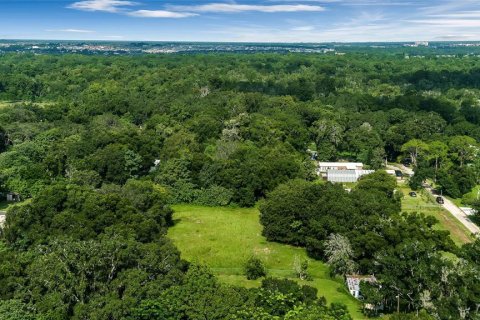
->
xmin=408 ymin=19 xmax=480 ymax=28
xmin=128 ymin=10 xmax=198 ymax=18
xmin=268 ymin=0 xmax=412 ymax=4
xmin=167 ymin=3 xmax=326 ymax=13
xmin=45 ymin=28 xmax=95 ymax=33
xmin=68 ymin=0 xmax=137 ymax=13
xmin=430 ymin=11 xmax=480 ymax=19
xmin=291 ymin=26 xmax=315 ymax=31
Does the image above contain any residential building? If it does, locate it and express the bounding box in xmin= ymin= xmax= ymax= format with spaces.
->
xmin=6 ymin=193 xmax=20 ymax=202
xmin=346 ymin=275 xmax=377 ymax=299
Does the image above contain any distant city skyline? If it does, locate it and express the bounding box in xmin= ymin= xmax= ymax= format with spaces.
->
xmin=1 ymin=0 xmax=480 ymax=42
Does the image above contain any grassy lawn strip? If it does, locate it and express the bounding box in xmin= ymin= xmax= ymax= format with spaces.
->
xmin=168 ymin=205 xmax=364 ymax=319
xmin=399 ymin=185 xmax=474 ymax=245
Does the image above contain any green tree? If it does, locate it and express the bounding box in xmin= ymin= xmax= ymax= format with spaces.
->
xmin=324 ymin=234 xmax=356 ymax=276
xmin=401 ymin=139 xmax=429 ymax=167
xmin=448 ymin=135 xmax=477 ymax=167
xmin=0 ymin=300 xmax=36 ymax=320
xmin=427 ymin=141 xmax=448 ymax=180
xmin=244 ymin=256 xmax=267 ymax=280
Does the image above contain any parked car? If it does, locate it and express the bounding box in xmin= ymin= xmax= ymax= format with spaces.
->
xmin=402 ymin=158 xmax=412 ymax=167
xmin=409 ymin=192 xmax=417 ymax=197
xmin=436 ymin=196 xmax=444 ymax=204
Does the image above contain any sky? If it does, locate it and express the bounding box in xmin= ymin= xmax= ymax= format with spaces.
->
xmin=1 ymin=0 xmax=480 ymax=42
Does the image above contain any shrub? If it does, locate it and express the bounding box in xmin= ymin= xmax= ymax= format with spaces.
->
xmin=244 ymin=256 xmax=267 ymax=280
xmin=195 ymin=185 xmax=234 ymax=206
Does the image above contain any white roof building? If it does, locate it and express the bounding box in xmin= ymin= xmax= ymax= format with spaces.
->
xmin=318 ymin=162 xmax=364 ymax=172
xmin=460 ymin=207 xmax=477 ymax=216
xmin=327 ymin=169 xmax=374 ymax=183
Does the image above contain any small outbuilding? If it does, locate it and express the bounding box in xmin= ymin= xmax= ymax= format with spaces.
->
xmin=346 ymin=275 xmax=377 ymax=299
xmin=460 ymin=207 xmax=477 ymax=216
xmin=6 ymin=192 xmax=20 ymax=202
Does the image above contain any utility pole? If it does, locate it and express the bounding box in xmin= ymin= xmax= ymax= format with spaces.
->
xmin=396 ymin=295 xmax=400 ymax=313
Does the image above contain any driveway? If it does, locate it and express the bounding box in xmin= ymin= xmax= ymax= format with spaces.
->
xmin=387 ymin=164 xmax=414 ymax=176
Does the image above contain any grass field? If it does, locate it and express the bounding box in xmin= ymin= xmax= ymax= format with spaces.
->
xmin=399 ymin=184 xmax=474 ymax=245
xmin=168 ymin=205 xmax=365 ymax=319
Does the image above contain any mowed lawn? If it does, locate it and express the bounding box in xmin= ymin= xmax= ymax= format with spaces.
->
xmin=168 ymin=205 xmax=364 ymax=319
xmin=399 ymin=184 xmax=474 ymax=245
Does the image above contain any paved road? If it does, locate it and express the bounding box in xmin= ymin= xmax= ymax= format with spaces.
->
xmin=390 ymin=164 xmax=480 ymax=236
xmin=387 ymin=164 xmax=414 ymax=176
xmin=424 ymin=187 xmax=480 ymax=236
xmin=437 ymin=194 xmax=479 ymax=236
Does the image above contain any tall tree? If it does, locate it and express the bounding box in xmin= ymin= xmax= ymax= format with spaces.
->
xmin=448 ymin=136 xmax=477 ymax=167
xmin=401 ymin=139 xmax=429 ymax=167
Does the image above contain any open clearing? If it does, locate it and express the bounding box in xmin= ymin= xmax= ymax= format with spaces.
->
xmin=0 ymin=101 xmax=54 ymax=109
xmin=399 ymin=184 xmax=474 ymax=245
xmin=168 ymin=205 xmax=364 ymax=319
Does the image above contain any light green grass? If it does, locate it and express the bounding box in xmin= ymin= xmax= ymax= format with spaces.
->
xmin=168 ymin=205 xmax=365 ymax=319
xmin=458 ymin=185 xmax=480 ymax=206
xmin=399 ymin=184 xmax=474 ymax=245
xmin=0 ymin=199 xmax=31 ymax=211
xmin=0 ymin=101 xmax=13 ymax=109
xmin=0 ymin=101 xmax=54 ymax=109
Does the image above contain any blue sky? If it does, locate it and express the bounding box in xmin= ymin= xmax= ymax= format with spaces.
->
xmin=1 ymin=0 xmax=480 ymax=42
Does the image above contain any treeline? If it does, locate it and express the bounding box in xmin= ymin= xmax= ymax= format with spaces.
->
xmin=403 ymin=136 xmax=479 ymax=199
xmin=1 ymin=53 xmax=480 ymax=319
xmin=260 ymin=172 xmax=480 ymax=319
xmin=2 ymin=54 xmax=480 ymax=206
xmin=0 ymin=181 xmax=352 ymax=320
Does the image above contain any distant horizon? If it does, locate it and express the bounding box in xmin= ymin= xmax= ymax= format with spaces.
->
xmin=2 ymin=38 xmax=480 ymax=44
xmin=2 ymin=1 xmax=480 ymax=43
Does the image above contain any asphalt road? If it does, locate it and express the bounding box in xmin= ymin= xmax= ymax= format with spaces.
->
xmin=389 ymin=164 xmax=480 ymax=236
xmin=421 ymin=183 xmax=480 ymax=236
xmin=432 ymin=192 xmax=480 ymax=236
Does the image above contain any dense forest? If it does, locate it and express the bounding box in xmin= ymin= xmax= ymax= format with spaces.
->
xmin=0 ymin=52 xmax=480 ymax=319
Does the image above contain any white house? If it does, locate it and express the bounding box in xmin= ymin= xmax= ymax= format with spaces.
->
xmin=346 ymin=275 xmax=377 ymax=299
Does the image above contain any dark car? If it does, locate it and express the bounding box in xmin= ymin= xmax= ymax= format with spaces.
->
xmin=402 ymin=158 xmax=412 ymax=167
xmin=409 ymin=192 xmax=417 ymax=197
xmin=395 ymin=170 xmax=403 ymax=178
xmin=436 ymin=196 xmax=444 ymax=204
